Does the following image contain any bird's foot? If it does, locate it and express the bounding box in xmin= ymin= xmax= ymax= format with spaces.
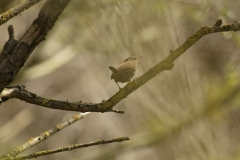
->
xmin=132 ymin=77 xmax=139 ymax=84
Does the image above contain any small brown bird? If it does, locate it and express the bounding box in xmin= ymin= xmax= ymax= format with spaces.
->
xmin=109 ymin=56 xmax=142 ymax=89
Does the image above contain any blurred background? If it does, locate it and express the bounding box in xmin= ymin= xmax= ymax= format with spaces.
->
xmin=1 ymin=0 xmax=240 ymax=159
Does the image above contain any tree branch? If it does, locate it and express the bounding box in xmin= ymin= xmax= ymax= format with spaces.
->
xmin=0 ymin=112 xmax=89 ymax=159
xmin=0 ymin=0 xmax=43 ymax=26
xmin=0 ymin=0 xmax=71 ymax=93
xmin=12 ymin=137 xmax=130 ymax=160
xmin=1 ymin=19 xmax=240 ymax=113
xmin=0 ymin=85 xmax=100 ymax=112
xmin=0 ymin=85 xmax=125 ymax=113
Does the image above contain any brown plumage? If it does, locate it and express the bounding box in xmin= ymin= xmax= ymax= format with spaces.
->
xmin=109 ymin=56 xmax=142 ymax=89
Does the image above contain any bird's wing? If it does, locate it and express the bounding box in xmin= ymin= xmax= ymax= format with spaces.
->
xmin=117 ymin=62 xmax=136 ymax=74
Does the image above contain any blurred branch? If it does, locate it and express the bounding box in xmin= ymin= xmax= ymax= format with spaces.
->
xmin=12 ymin=137 xmax=130 ymax=160
xmin=0 ymin=0 xmax=71 ymax=93
xmin=1 ymin=19 xmax=240 ymax=113
xmin=20 ymin=47 xmax=78 ymax=80
xmin=0 ymin=112 xmax=89 ymax=159
xmin=0 ymin=0 xmax=43 ymax=26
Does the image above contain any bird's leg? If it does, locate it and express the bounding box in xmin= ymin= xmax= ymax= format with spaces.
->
xmin=115 ymin=81 xmax=121 ymax=90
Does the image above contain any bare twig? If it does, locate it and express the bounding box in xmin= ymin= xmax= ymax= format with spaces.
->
xmin=7 ymin=25 xmax=15 ymax=39
xmin=111 ymin=109 xmax=125 ymax=114
xmin=0 ymin=86 xmax=126 ymax=114
xmin=0 ymin=0 xmax=43 ymax=26
xmin=0 ymin=25 xmax=19 ymax=60
xmin=0 ymin=85 xmax=99 ymax=112
xmin=12 ymin=137 xmax=130 ymax=160
xmin=0 ymin=112 xmax=89 ymax=159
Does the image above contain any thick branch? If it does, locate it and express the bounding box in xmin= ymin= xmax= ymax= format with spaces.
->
xmin=0 ymin=0 xmax=43 ymax=26
xmin=0 ymin=85 xmax=100 ymax=112
xmin=0 ymin=112 xmax=89 ymax=159
xmin=0 ymin=0 xmax=71 ymax=93
xmin=1 ymin=19 xmax=240 ymax=113
xmin=0 ymin=85 xmax=124 ymax=113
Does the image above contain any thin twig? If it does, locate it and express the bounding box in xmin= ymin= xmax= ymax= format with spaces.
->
xmin=111 ymin=109 xmax=125 ymax=114
xmin=12 ymin=137 xmax=130 ymax=160
xmin=0 ymin=113 xmax=89 ymax=159
xmin=0 ymin=0 xmax=43 ymax=26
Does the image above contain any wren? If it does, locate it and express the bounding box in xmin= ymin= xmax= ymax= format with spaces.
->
xmin=109 ymin=56 xmax=142 ymax=89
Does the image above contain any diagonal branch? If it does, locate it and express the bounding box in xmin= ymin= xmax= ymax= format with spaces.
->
xmin=0 ymin=0 xmax=71 ymax=93
xmin=12 ymin=137 xmax=130 ymax=160
xmin=89 ymin=19 xmax=240 ymax=111
xmin=0 ymin=0 xmax=43 ymax=26
xmin=0 ymin=112 xmax=89 ymax=159
xmin=1 ymin=19 xmax=240 ymax=113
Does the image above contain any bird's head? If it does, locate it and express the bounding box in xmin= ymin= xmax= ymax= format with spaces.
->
xmin=123 ymin=56 xmax=143 ymax=64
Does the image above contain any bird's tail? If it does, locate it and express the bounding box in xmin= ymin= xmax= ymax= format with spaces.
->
xmin=108 ymin=66 xmax=118 ymax=73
